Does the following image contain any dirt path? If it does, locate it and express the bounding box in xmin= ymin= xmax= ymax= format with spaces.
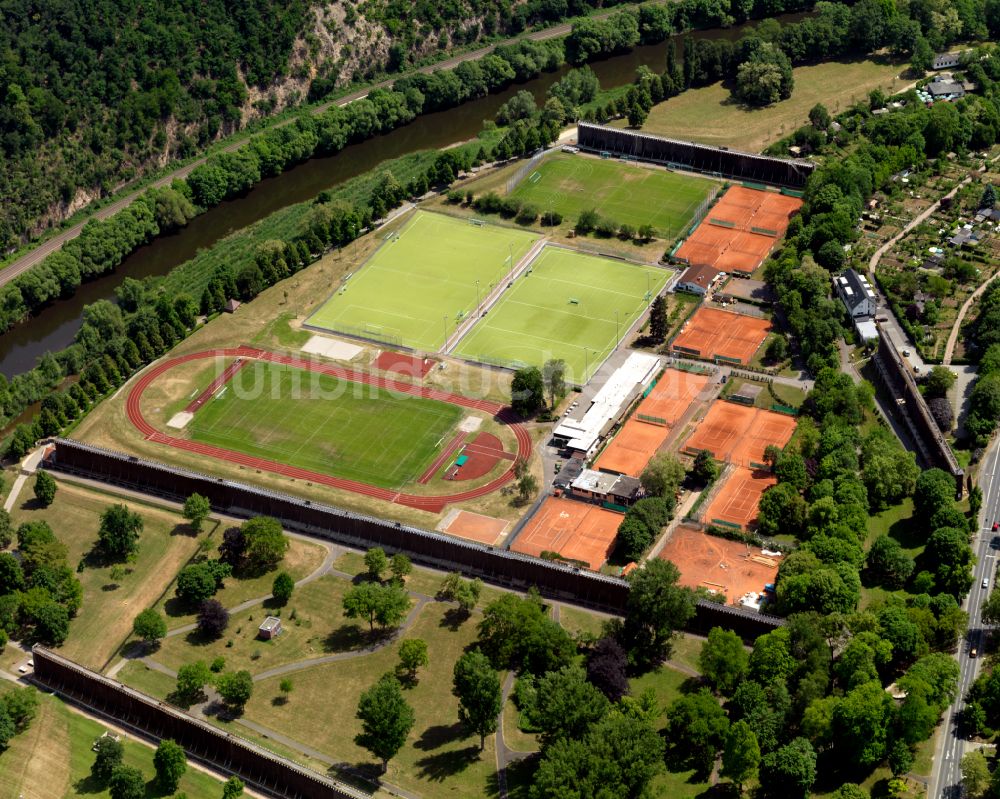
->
xmin=943 ymin=271 xmax=1000 ymax=364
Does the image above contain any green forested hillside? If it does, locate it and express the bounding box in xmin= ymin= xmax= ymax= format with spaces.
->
xmin=0 ymin=0 xmax=313 ymax=251
xmin=0 ymin=0 xmax=640 ymax=253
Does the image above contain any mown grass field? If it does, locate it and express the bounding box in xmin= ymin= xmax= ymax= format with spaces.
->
xmin=509 ymin=153 xmax=715 ymax=237
xmin=0 ymin=687 xmax=224 ymax=798
xmin=306 ymin=210 xmax=539 ymax=351
xmin=453 ymin=246 xmax=669 ymax=383
xmin=188 ymin=360 xmax=462 ymax=488
xmin=634 ymin=59 xmax=906 ymax=153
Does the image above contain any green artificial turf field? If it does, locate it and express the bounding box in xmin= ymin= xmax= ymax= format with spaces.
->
xmin=188 ymin=361 xmax=462 ymax=488
xmin=453 ymin=246 xmax=670 ymax=383
xmin=509 ymin=153 xmax=715 ymax=237
xmin=306 ymin=210 xmax=540 ymax=351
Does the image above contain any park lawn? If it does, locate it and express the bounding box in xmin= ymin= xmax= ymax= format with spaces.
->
xmin=669 ymin=633 xmax=705 ymax=674
xmin=332 ymin=550 xmax=508 ymax=606
xmin=509 ymin=153 xmax=715 ymax=238
xmin=188 ymin=360 xmax=462 ymax=489
xmin=306 ymin=209 xmax=540 ymax=351
xmin=557 ymin=605 xmax=608 ymax=639
xmin=155 ymin=533 xmax=327 ymax=629
xmin=116 ymin=660 xmax=177 ymax=700
xmin=865 ymin=498 xmax=920 ymax=555
xmin=246 ymin=602 xmax=501 ymax=796
xmin=154 ymin=574 xmax=366 ymax=676
xmin=501 ymin=695 xmax=540 ymax=754
xmin=634 ymin=59 xmax=907 ymax=153
xmin=453 ymin=246 xmax=669 ymax=383
xmin=10 ymin=479 xmax=211 ymax=671
xmin=0 ymin=687 xmax=224 ymax=798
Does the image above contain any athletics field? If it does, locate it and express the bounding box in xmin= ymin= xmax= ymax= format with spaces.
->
xmin=188 ymin=361 xmax=462 ymax=489
xmin=453 ymin=247 xmax=670 ymax=383
xmin=510 ymin=153 xmax=715 ymax=238
xmin=306 ymin=211 xmax=539 ymax=351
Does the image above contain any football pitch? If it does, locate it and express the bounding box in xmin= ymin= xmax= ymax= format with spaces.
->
xmin=453 ymin=247 xmax=670 ymax=383
xmin=306 ymin=210 xmax=540 ymax=351
xmin=188 ymin=361 xmax=462 ymax=488
xmin=510 ymin=153 xmax=715 ymax=237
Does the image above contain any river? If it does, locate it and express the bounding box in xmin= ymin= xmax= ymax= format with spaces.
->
xmin=0 ymin=13 xmax=806 ymax=378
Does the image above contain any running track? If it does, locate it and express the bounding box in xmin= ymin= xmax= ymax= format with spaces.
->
xmin=125 ymin=347 xmax=531 ymax=513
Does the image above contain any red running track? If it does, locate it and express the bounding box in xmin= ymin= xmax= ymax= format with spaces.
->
xmin=417 ymin=431 xmax=468 ymax=485
xmin=125 ymin=347 xmax=532 ymax=513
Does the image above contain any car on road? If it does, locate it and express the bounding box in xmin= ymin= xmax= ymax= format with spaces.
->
xmin=972 ymin=647 xmax=979 ymax=658
xmin=993 ymin=521 xmax=998 ymax=532
xmin=984 ymin=578 xmax=990 ymax=589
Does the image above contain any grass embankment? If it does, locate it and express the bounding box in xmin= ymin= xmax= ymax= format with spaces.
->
xmin=633 ymin=59 xmax=907 ymax=153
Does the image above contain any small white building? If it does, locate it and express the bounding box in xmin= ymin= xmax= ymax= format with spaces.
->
xmin=834 ymin=269 xmax=878 ymax=319
xmin=258 ymin=616 xmax=282 ymax=640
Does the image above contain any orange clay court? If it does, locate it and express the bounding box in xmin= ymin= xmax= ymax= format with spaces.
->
xmin=671 ymin=306 xmax=771 ymax=364
xmin=683 ymin=402 xmax=796 ymax=468
xmin=676 ymin=186 xmax=802 ymax=274
xmin=439 ymin=509 xmax=509 ymax=545
xmin=702 ymin=467 xmax=776 ymax=530
xmin=512 ymin=497 xmax=621 ymax=570
xmin=595 ymin=368 xmax=710 ymax=476
xmin=659 ymin=524 xmax=780 ymax=603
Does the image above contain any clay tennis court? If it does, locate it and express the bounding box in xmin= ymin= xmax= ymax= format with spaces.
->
xmin=671 ymin=306 xmax=771 ymax=364
xmin=439 ymin=509 xmax=509 ymax=545
xmin=675 ymin=186 xmax=802 ymax=274
xmin=702 ymin=467 xmax=776 ymax=529
xmin=595 ymin=368 xmax=710 ymax=476
xmin=659 ymin=524 xmax=780 ymax=603
xmin=683 ymin=402 xmax=796 ymax=468
xmin=512 ymin=497 xmax=621 ymax=570
xmin=375 ymin=350 xmax=435 ymax=378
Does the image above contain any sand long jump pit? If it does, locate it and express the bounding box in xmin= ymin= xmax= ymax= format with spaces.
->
xmin=683 ymin=402 xmax=796 ymax=468
xmin=512 ymin=496 xmax=621 ymax=570
xmin=671 ymin=307 xmax=771 ymax=365
xmin=659 ymin=524 xmax=780 ymax=603
xmin=595 ymin=368 xmax=710 ymax=476
xmin=702 ymin=467 xmax=776 ymax=530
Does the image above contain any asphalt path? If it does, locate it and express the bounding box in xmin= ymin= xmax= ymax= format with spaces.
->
xmin=932 ymin=437 xmax=999 ymax=798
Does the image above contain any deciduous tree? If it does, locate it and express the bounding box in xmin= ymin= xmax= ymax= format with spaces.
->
xmin=453 ymin=649 xmax=502 ymax=748
xmin=182 ymin=493 xmax=211 ymax=533
xmin=33 ymin=471 xmax=56 ymax=507
xmin=356 ymin=673 xmax=414 ymax=771
xmin=98 ymin=504 xmax=143 ymax=560
xmin=153 ymin=739 xmax=186 ymax=793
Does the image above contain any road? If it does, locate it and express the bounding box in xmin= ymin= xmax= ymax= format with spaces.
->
xmin=932 ymin=437 xmax=999 ymax=799
xmin=0 ymin=15 xmax=595 ymax=288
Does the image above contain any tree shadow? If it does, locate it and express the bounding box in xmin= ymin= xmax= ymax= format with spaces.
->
xmin=485 ymin=755 xmax=539 ymax=799
xmin=170 ymin=522 xmax=199 ymax=537
xmin=72 ymin=774 xmax=105 ymax=795
xmin=184 ymin=629 xmax=220 ymax=648
xmin=887 ymin=514 xmax=923 ymax=550
xmin=439 ymin=607 xmax=471 ymax=631
xmin=262 ymin=596 xmax=287 ymax=611
xmin=414 ymin=745 xmax=482 ymax=782
xmin=322 ymin=623 xmax=367 ymax=653
xmin=329 ymin=761 xmax=383 ymax=789
xmin=163 ymin=596 xmax=198 ymax=619
xmin=413 ymin=722 xmax=466 ymax=751
xmin=271 ymin=695 xmax=289 ymax=707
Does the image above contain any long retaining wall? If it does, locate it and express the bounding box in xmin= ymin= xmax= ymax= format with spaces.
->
xmin=46 ymin=438 xmax=785 ymax=636
xmin=577 ymin=122 xmax=815 ymax=189
xmin=872 ymin=327 xmax=964 ymax=495
xmin=30 ymin=647 xmax=363 ymax=799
